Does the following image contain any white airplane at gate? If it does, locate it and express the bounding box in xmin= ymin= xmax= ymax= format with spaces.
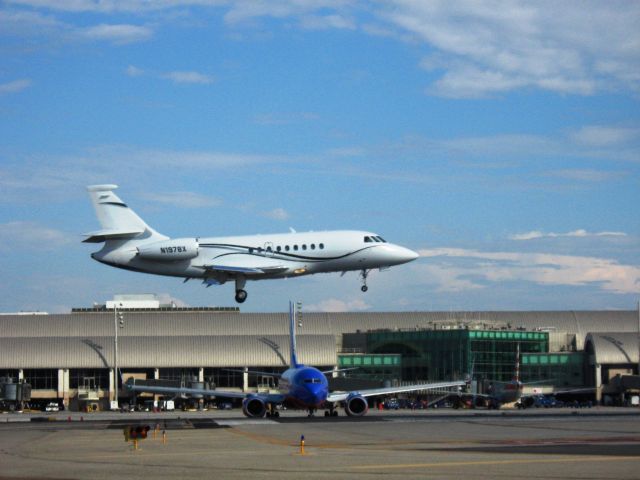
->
xmin=83 ymin=185 xmax=419 ymax=303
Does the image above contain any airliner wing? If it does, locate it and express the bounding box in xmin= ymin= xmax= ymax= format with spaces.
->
xmin=326 ymin=380 xmax=467 ymax=403
xmin=198 ymin=254 xmax=289 ymax=276
xmin=125 ymin=379 xmax=285 ymax=403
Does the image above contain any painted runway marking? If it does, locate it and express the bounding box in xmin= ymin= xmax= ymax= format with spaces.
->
xmin=350 ymin=455 xmax=640 ymax=471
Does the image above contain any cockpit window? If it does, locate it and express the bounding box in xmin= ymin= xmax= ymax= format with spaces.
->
xmin=303 ymin=378 xmax=322 ymax=384
xmin=375 ymin=236 xmax=387 ymax=243
xmin=364 ymin=236 xmax=373 ymax=243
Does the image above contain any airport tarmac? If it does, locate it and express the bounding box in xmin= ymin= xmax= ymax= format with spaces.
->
xmin=1 ymin=408 xmax=639 ymax=479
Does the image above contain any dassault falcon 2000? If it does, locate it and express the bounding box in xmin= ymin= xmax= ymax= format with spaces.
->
xmin=83 ymin=185 xmax=419 ymax=303
xmin=126 ymin=301 xmax=467 ymax=418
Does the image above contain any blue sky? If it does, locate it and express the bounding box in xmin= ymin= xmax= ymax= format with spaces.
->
xmin=0 ymin=1 xmax=638 ymax=313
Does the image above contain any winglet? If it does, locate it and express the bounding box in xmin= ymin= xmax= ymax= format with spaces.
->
xmin=289 ymin=301 xmax=301 ymax=368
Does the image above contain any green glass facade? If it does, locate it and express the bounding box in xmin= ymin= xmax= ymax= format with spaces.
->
xmin=521 ymin=352 xmax=585 ymax=387
xmin=346 ymin=329 xmax=552 ymax=383
xmin=337 ymin=354 xmax=402 ymax=381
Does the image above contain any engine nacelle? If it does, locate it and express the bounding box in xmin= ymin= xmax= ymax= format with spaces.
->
xmin=136 ymin=238 xmax=199 ymax=261
xmin=344 ymin=393 xmax=369 ymax=417
xmin=242 ymin=396 xmax=267 ymax=418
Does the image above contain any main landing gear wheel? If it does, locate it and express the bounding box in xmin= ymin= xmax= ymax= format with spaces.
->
xmin=361 ymin=285 xmax=368 ymax=292
xmin=235 ymin=289 xmax=247 ymax=303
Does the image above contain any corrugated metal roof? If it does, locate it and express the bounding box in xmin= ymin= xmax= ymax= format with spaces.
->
xmin=585 ymin=332 xmax=640 ymax=365
xmin=0 ymin=310 xmax=636 ymax=370
xmin=0 ymin=335 xmax=336 ymax=369
xmin=2 ymin=310 xmax=636 ymax=341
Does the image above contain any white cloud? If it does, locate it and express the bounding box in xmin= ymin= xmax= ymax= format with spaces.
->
xmin=0 ymin=221 xmax=72 ymax=251
xmin=549 ymin=169 xmax=625 ymax=182
xmin=569 ymin=126 xmax=640 ymax=147
xmin=162 ymin=71 xmax=214 ymax=85
xmin=509 ymin=230 xmax=627 ymax=241
xmin=419 ymin=247 xmax=640 ymax=294
xmin=6 ymin=2 xmax=640 ymax=96
xmin=80 ymin=23 xmax=153 ymax=44
xmin=125 ymin=65 xmax=145 ymax=77
xmin=306 ymin=298 xmax=371 ymax=312
xmin=377 ymin=1 xmax=640 ymax=97
xmin=141 ymin=191 xmax=223 ymax=208
xmin=299 ymin=14 xmax=356 ymax=31
xmin=0 ymin=78 xmax=32 ymax=94
xmin=263 ymin=208 xmax=289 ymax=221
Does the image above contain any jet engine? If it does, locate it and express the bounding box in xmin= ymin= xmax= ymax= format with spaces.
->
xmin=242 ymin=396 xmax=267 ymax=418
xmin=344 ymin=393 xmax=369 ymax=417
xmin=136 ymin=238 xmax=199 ymax=261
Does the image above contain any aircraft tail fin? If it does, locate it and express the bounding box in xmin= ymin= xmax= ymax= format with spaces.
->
xmin=289 ymin=301 xmax=301 ymax=368
xmin=83 ymin=185 xmax=166 ymax=243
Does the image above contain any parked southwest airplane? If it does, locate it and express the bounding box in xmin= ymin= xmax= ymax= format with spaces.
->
xmin=84 ymin=185 xmax=419 ymax=303
xmin=126 ymin=301 xmax=467 ymax=418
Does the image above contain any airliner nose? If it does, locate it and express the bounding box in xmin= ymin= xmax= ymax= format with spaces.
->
xmin=392 ymin=245 xmax=419 ymax=265
xmin=305 ymin=384 xmax=327 ymax=407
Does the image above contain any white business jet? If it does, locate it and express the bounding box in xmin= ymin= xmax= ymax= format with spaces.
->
xmin=84 ymin=185 xmax=419 ymax=303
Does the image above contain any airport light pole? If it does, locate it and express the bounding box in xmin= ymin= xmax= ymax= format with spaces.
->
xmin=114 ymin=303 xmax=124 ymax=410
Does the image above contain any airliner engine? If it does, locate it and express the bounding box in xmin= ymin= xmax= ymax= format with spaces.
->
xmin=344 ymin=393 xmax=369 ymax=417
xmin=136 ymin=238 xmax=198 ymax=261
xmin=242 ymin=395 xmax=267 ymax=418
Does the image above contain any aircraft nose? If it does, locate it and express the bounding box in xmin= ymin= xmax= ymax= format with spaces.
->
xmin=390 ymin=245 xmax=419 ymax=265
xmin=305 ymin=384 xmax=327 ymax=406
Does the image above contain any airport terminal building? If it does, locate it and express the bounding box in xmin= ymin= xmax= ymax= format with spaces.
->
xmin=1 ymin=295 xmax=639 ymax=411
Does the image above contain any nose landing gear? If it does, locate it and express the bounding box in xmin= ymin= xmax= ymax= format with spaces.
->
xmin=360 ymin=269 xmax=370 ymax=292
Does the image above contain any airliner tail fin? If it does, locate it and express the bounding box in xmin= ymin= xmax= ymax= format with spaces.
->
xmin=83 ymin=184 xmax=166 ymax=243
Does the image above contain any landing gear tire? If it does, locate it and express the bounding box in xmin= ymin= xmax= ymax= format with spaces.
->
xmin=235 ymin=289 xmax=247 ymax=303
xmin=360 ymin=269 xmax=370 ymax=293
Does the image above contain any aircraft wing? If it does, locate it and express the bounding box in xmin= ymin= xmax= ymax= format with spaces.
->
xmin=125 ymin=379 xmax=285 ymax=404
xmin=198 ymin=254 xmax=289 ymax=276
xmin=326 ymin=380 xmax=467 ymax=403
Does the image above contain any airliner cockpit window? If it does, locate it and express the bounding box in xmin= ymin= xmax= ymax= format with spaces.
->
xmin=364 ymin=236 xmax=373 ymax=243
xmin=375 ymin=236 xmax=387 ymax=243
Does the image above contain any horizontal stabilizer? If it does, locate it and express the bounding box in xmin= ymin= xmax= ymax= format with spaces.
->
xmin=82 ymin=228 xmax=144 ymax=243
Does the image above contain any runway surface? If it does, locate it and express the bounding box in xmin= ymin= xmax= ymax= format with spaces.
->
xmin=1 ymin=408 xmax=639 ymax=479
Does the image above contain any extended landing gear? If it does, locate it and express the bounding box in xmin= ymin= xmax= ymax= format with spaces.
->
xmin=235 ymin=289 xmax=247 ymax=303
xmin=360 ymin=269 xmax=370 ymax=292
xmin=235 ymin=276 xmax=247 ymax=304
xmin=324 ymin=405 xmax=339 ymax=417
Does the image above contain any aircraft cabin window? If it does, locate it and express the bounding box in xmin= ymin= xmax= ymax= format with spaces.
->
xmin=311 ymin=244 xmax=316 ymax=250
xmin=276 ymin=246 xmax=282 ymax=252
xmin=294 ymin=245 xmax=299 ymax=251
xmin=302 ymin=244 xmax=307 ymax=250
xmin=285 ymin=245 xmax=290 ymax=251
xmin=319 ymin=243 xmax=324 ymax=249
